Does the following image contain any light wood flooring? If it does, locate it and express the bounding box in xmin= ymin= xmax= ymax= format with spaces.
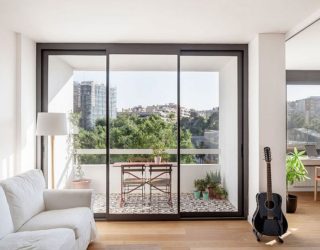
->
xmin=88 ymin=192 xmax=320 ymax=250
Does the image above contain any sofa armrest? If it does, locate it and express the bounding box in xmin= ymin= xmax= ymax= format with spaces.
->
xmin=43 ymin=189 xmax=94 ymax=211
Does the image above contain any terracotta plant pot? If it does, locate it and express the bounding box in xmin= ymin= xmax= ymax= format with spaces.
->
xmin=215 ymin=194 xmax=222 ymax=199
xmin=71 ymin=179 xmax=91 ymax=189
xmin=208 ymin=186 xmax=216 ymax=199
xmin=154 ymin=156 xmax=162 ymax=164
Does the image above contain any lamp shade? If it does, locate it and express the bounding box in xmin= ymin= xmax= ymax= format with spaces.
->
xmin=36 ymin=112 xmax=68 ymax=136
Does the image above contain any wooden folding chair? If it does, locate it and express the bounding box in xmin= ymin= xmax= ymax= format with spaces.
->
xmin=148 ymin=163 xmax=173 ymax=206
xmin=120 ymin=163 xmax=146 ymax=207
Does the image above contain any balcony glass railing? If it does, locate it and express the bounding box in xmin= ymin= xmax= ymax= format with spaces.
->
xmin=75 ymin=148 xmax=220 ymax=165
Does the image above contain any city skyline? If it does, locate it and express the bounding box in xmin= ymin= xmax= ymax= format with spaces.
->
xmin=73 ymin=81 xmax=117 ymax=129
xmin=74 ymin=80 xmax=217 ymax=115
xmin=74 ymin=70 xmax=219 ymax=111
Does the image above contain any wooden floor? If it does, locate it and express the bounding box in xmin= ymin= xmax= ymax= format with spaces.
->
xmin=88 ymin=192 xmax=320 ymax=250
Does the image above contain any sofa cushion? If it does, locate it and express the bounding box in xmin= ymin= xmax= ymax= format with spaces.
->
xmin=0 ymin=186 xmax=14 ymax=239
xmin=0 ymin=169 xmax=46 ymax=230
xmin=0 ymin=228 xmax=76 ymax=250
xmin=19 ymin=207 xmax=96 ymax=249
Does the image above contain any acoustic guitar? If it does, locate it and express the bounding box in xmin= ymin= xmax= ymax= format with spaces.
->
xmin=252 ymin=147 xmax=288 ymax=243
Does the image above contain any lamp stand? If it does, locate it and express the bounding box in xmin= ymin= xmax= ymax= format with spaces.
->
xmin=50 ymin=135 xmax=55 ymax=189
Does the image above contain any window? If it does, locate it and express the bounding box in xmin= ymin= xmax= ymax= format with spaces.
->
xmin=287 ymin=84 xmax=320 ymax=150
xmin=39 ymin=44 xmax=247 ymax=220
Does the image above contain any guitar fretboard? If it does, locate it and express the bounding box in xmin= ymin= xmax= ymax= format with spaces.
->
xmin=267 ymin=162 xmax=272 ymax=201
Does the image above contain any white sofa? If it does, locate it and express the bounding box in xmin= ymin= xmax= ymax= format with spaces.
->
xmin=0 ymin=169 xmax=96 ymax=250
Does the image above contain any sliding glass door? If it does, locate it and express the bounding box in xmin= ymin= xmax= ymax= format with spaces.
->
xmin=47 ymin=53 xmax=107 ymax=215
xmin=41 ymin=45 xmax=246 ymax=220
xmin=179 ymin=54 xmax=240 ymax=216
xmin=108 ymin=54 xmax=178 ymax=218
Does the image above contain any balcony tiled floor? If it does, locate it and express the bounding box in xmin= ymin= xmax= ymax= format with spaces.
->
xmin=93 ymin=193 xmax=237 ymax=214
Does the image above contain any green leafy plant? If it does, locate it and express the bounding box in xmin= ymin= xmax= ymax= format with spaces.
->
xmin=152 ymin=142 xmax=167 ymax=157
xmin=67 ymin=112 xmax=84 ymax=180
xmin=205 ymin=170 xmax=221 ymax=188
xmin=194 ymin=178 xmax=207 ymax=192
xmin=152 ymin=141 xmax=169 ymax=162
xmin=286 ymin=147 xmax=309 ymax=192
xmin=217 ymin=185 xmax=228 ymax=196
xmin=215 ymin=184 xmax=228 ymax=199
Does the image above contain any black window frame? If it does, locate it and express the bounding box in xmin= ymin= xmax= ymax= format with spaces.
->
xmin=36 ymin=43 xmax=248 ymax=220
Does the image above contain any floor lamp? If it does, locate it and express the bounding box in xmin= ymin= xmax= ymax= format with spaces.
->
xmin=36 ymin=112 xmax=68 ymax=189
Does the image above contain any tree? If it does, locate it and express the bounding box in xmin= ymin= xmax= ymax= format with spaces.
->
xmin=76 ymin=113 xmax=195 ymax=164
xmin=287 ymin=111 xmax=305 ymax=130
xmin=78 ymin=118 xmax=106 ymax=164
xmin=110 ymin=114 xmax=194 ymax=163
xmin=95 ymin=118 xmax=106 ymax=127
xmin=181 ymin=111 xmax=207 ymax=136
xmin=206 ymin=110 xmax=219 ymax=130
xmin=308 ymin=117 xmax=320 ymax=133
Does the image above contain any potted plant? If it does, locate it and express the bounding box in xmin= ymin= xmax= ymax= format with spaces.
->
xmin=205 ymin=170 xmax=221 ymax=199
xmin=71 ymin=159 xmax=91 ymax=189
xmin=68 ymin=112 xmax=91 ymax=189
xmin=152 ymin=142 xmax=166 ymax=163
xmin=202 ymin=190 xmax=209 ymax=200
xmin=286 ymin=147 xmax=309 ymax=213
xmin=215 ymin=184 xmax=228 ymax=199
xmin=194 ymin=178 xmax=207 ymax=199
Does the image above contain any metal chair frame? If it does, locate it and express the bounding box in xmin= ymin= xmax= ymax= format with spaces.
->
xmin=120 ymin=164 xmax=146 ymax=207
xmin=147 ymin=164 xmax=173 ymax=206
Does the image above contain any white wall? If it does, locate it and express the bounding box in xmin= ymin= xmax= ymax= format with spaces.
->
xmin=0 ymin=29 xmax=36 ymax=180
xmin=219 ymin=57 xmax=238 ymax=209
xmin=0 ymin=29 xmax=16 ymax=179
xmin=16 ymin=34 xmax=36 ymax=173
xmin=248 ymin=35 xmax=260 ymax=221
xmin=48 ymin=56 xmax=74 ymax=189
xmin=248 ymin=34 xmax=286 ymax=222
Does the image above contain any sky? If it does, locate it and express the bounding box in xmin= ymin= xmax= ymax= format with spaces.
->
xmin=74 ymin=71 xmax=220 ymax=111
xmin=287 ymin=85 xmax=320 ymax=101
xmin=74 ymin=72 xmax=320 ymax=110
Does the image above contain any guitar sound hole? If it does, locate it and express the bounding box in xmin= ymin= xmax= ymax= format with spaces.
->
xmin=265 ymin=200 xmax=274 ymax=209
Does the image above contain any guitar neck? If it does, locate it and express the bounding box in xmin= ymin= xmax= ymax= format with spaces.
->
xmin=266 ymin=162 xmax=272 ymax=201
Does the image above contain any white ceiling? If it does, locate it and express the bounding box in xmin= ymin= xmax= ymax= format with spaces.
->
xmin=53 ymin=54 xmax=235 ymax=71
xmin=286 ymin=20 xmax=320 ymax=70
xmin=0 ymin=0 xmax=320 ymax=43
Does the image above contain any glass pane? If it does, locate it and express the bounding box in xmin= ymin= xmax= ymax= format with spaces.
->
xmin=180 ymin=55 xmax=238 ymax=213
xmin=109 ymin=54 xmax=178 ymax=215
xmin=287 ymin=85 xmax=320 ymax=150
xmin=48 ymin=55 xmax=106 ymax=214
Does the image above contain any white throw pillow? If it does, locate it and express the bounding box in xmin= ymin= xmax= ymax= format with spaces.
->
xmin=0 ymin=186 xmax=14 ymax=239
xmin=0 ymin=170 xmax=46 ymax=230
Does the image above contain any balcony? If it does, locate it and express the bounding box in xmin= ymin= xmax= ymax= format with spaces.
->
xmin=68 ymin=148 xmax=238 ymax=214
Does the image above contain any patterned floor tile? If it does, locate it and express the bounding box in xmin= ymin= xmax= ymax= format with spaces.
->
xmin=93 ymin=193 xmax=237 ymax=214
